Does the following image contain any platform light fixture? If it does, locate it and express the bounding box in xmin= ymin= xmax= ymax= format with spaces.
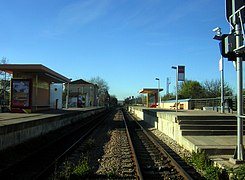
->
xmin=212 ymin=27 xmax=225 ymax=113
xmin=155 ymin=78 xmax=160 ymax=108
xmin=171 ymin=66 xmax=178 ymax=112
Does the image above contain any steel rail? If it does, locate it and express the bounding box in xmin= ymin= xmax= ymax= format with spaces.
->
xmin=122 ymin=110 xmax=143 ymax=180
xmin=127 ymin=111 xmax=194 ymax=180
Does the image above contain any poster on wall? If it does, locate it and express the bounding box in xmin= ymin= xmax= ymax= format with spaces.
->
xmin=11 ymin=79 xmax=31 ymax=108
xmin=77 ymin=94 xmax=86 ymax=108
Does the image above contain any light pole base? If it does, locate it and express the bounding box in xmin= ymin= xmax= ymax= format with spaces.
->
xmin=229 ymin=158 xmax=244 ymax=165
xmin=231 ymin=145 xmax=245 ymax=163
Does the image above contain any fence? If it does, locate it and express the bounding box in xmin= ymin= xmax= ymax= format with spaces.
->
xmin=189 ymin=96 xmax=237 ymax=111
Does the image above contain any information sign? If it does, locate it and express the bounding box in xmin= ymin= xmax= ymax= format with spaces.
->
xmin=178 ymin=66 xmax=185 ymax=81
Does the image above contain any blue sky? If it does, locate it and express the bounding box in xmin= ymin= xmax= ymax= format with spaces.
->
xmin=0 ymin=0 xmax=240 ymax=100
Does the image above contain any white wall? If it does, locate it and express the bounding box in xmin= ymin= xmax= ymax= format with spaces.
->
xmin=50 ymin=83 xmax=63 ymax=109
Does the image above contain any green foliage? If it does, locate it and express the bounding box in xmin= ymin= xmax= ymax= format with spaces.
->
xmin=179 ymin=80 xmax=204 ymax=99
xmin=162 ymin=93 xmax=175 ymax=101
xmin=72 ymin=158 xmax=91 ymax=177
xmin=190 ymin=150 xmax=245 ymax=180
xmin=191 ymin=150 xmax=210 ymax=170
xmin=230 ymin=164 xmax=245 ymax=180
xmin=205 ymin=166 xmax=221 ymax=180
xmin=162 ymin=79 xmax=234 ymax=100
xmin=190 ymin=150 xmax=228 ymax=180
xmin=53 ymin=156 xmax=91 ymax=179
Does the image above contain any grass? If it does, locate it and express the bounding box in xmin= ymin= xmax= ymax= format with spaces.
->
xmin=189 ymin=150 xmax=245 ymax=180
xmin=53 ymin=155 xmax=91 ymax=180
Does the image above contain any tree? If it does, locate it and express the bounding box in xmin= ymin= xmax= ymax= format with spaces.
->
xmin=0 ymin=57 xmax=11 ymax=103
xmin=179 ymin=80 xmax=204 ymax=99
xmin=202 ymin=79 xmax=233 ymax=98
xmin=109 ymin=95 xmax=118 ymax=107
xmin=89 ymin=76 xmax=109 ymax=106
xmin=162 ymin=93 xmax=175 ymax=101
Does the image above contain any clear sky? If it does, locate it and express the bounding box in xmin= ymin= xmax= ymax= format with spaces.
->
xmin=0 ymin=0 xmax=241 ymax=100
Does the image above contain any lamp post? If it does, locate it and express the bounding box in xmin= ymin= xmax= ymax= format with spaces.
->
xmin=230 ymin=0 xmax=244 ymax=161
xmin=65 ymin=79 xmax=72 ymax=109
xmin=213 ymin=27 xmax=225 ymax=113
xmin=171 ymin=66 xmax=178 ymax=112
xmin=155 ymin=78 xmax=160 ymax=108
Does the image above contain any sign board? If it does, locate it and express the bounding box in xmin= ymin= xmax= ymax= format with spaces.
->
xmin=178 ymin=66 xmax=185 ymax=81
xmin=226 ymin=0 xmax=245 ymax=26
xmin=11 ymin=79 xmax=31 ymax=108
xmin=219 ymin=57 xmax=223 ymax=71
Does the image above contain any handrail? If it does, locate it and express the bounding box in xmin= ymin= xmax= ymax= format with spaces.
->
xmin=229 ymin=5 xmax=245 ymax=43
xmin=237 ymin=115 xmax=245 ymax=119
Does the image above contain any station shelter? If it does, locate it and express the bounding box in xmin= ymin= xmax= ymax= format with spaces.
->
xmin=139 ymin=88 xmax=163 ymax=108
xmin=0 ymin=64 xmax=70 ymax=113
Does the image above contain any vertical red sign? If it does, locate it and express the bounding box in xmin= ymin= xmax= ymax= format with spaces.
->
xmin=178 ymin=66 xmax=185 ymax=81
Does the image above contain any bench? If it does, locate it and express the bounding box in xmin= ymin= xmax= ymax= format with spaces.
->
xmin=170 ymin=102 xmax=180 ymax=109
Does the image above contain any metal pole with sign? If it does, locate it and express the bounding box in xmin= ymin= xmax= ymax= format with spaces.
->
xmin=172 ymin=65 xmax=185 ymax=112
xmin=235 ymin=23 xmax=244 ymax=161
xmin=219 ymin=57 xmax=225 ymax=113
xmin=171 ymin=66 xmax=178 ymax=112
xmin=226 ymin=0 xmax=244 ymax=161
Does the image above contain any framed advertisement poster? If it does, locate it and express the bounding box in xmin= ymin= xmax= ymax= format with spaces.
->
xmin=11 ymin=79 xmax=32 ymax=108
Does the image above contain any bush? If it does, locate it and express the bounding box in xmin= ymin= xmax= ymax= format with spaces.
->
xmin=190 ymin=150 xmax=229 ymax=180
xmin=204 ymin=166 xmax=221 ymax=180
xmin=72 ymin=159 xmax=91 ymax=177
xmin=231 ymin=164 xmax=245 ymax=180
xmin=191 ymin=150 xmax=210 ymax=171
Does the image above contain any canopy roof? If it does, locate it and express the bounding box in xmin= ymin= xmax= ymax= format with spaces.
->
xmin=139 ymin=88 xmax=163 ymax=94
xmin=71 ymin=79 xmax=92 ymax=85
xmin=0 ymin=64 xmax=70 ymax=83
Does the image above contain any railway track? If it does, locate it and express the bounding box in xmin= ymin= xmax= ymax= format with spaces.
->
xmin=123 ymin=109 xmax=201 ymax=180
xmin=95 ymin=108 xmax=199 ymax=179
xmin=0 ymin=110 xmax=110 ymax=179
xmin=0 ymin=108 xmax=202 ymax=179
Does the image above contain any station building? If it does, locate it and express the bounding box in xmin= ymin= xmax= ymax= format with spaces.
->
xmin=66 ymin=79 xmax=99 ymax=108
xmin=0 ymin=64 xmax=70 ymax=112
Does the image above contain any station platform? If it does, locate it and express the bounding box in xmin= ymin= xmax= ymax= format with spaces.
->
xmin=0 ymin=107 xmax=105 ymax=151
xmin=128 ymin=106 xmax=245 ymax=168
xmin=0 ymin=107 xmax=101 ymax=126
xmin=184 ymin=136 xmax=243 ymax=168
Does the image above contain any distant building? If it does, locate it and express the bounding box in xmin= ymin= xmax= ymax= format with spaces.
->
xmin=67 ymin=79 xmax=99 ymax=107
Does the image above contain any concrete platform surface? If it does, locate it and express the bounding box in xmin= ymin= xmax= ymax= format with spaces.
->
xmin=0 ymin=107 xmax=101 ymax=126
xmin=129 ymin=106 xmax=245 ymax=168
xmin=0 ymin=107 xmax=105 ymax=150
